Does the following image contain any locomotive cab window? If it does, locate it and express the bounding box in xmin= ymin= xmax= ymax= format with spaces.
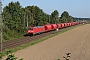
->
xmin=28 ymin=28 xmax=33 ymax=30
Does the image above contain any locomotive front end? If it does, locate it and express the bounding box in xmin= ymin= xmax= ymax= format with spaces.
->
xmin=28 ymin=28 xmax=34 ymax=35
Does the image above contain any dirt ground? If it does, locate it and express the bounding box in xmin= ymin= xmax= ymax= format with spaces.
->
xmin=2 ymin=24 xmax=90 ymax=60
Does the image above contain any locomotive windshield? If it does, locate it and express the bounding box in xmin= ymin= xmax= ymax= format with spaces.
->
xmin=28 ymin=28 xmax=33 ymax=30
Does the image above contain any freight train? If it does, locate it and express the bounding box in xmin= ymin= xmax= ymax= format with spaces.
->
xmin=28 ymin=22 xmax=78 ymax=36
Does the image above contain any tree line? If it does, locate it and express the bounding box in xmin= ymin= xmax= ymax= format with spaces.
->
xmin=2 ymin=1 xmax=76 ymax=41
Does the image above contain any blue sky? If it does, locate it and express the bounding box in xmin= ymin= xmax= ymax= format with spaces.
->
xmin=2 ymin=0 xmax=90 ymax=18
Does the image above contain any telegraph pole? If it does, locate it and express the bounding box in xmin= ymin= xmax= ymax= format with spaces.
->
xmin=0 ymin=0 xmax=2 ymax=52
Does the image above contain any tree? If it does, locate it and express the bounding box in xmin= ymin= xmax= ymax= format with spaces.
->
xmin=68 ymin=16 xmax=75 ymax=22
xmin=61 ymin=11 xmax=69 ymax=18
xmin=60 ymin=11 xmax=75 ymax=23
xmin=51 ymin=10 xmax=59 ymax=24
xmin=61 ymin=11 xmax=69 ymax=22
xmin=25 ymin=5 xmax=49 ymax=26
xmin=2 ymin=1 xmax=27 ymax=41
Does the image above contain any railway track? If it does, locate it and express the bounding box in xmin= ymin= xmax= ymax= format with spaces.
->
xmin=0 ymin=25 xmax=78 ymax=52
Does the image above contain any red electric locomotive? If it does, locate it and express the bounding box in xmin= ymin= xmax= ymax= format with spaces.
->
xmin=28 ymin=26 xmax=45 ymax=35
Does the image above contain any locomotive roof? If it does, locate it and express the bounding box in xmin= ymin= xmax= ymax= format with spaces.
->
xmin=29 ymin=26 xmax=44 ymax=28
xmin=36 ymin=26 xmax=44 ymax=28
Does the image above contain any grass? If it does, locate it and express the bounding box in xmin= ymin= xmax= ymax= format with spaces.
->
xmin=57 ymin=58 xmax=60 ymax=60
xmin=0 ymin=24 xmax=84 ymax=57
xmin=3 ymin=33 xmax=25 ymax=42
xmin=88 ymin=22 xmax=90 ymax=24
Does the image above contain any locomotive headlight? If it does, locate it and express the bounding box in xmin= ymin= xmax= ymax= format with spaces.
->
xmin=28 ymin=30 xmax=33 ymax=33
xmin=31 ymin=31 xmax=33 ymax=32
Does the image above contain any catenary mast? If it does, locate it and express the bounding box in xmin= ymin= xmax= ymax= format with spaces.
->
xmin=0 ymin=0 xmax=3 ymax=52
